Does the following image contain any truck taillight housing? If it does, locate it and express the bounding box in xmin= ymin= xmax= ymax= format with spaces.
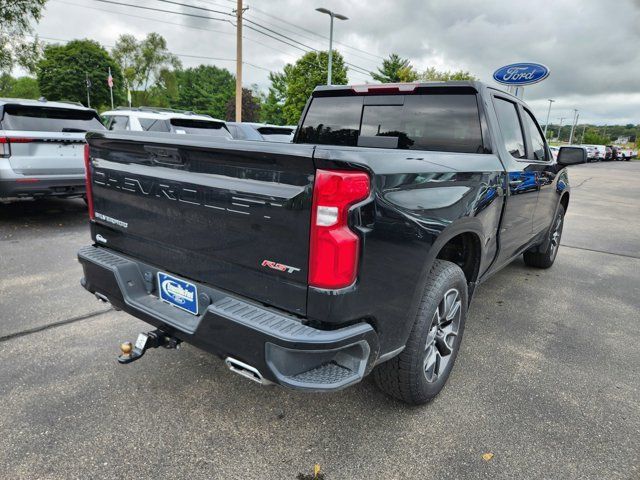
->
xmin=84 ymin=143 xmax=95 ymax=220
xmin=309 ymin=169 xmax=370 ymax=289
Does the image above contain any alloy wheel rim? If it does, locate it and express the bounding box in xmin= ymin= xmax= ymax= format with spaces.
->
xmin=549 ymin=214 xmax=563 ymax=258
xmin=423 ymin=288 xmax=462 ymax=383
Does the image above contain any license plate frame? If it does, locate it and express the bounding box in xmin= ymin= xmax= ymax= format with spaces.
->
xmin=157 ymin=271 xmax=199 ymax=315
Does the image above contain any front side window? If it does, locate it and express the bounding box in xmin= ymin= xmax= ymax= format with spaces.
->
xmin=523 ymin=109 xmax=547 ymax=161
xmin=492 ymin=98 xmax=526 ymax=158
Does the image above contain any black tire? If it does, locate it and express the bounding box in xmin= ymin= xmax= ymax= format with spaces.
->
xmin=523 ymin=204 xmax=565 ymax=268
xmin=374 ymin=260 xmax=468 ymax=405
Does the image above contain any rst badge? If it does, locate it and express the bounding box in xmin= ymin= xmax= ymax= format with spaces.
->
xmin=261 ymin=259 xmax=301 ymax=274
xmin=157 ymin=272 xmax=198 ymax=315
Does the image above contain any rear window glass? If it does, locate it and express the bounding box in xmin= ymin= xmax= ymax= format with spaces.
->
xmin=297 ymin=93 xmax=484 ymax=153
xmin=1 ymin=105 xmax=104 ymax=132
xmin=169 ymin=118 xmax=231 ymax=137
xmin=139 ymin=118 xmax=170 ymax=132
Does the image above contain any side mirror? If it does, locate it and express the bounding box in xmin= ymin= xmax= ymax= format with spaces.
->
xmin=557 ymin=146 xmax=587 ymax=166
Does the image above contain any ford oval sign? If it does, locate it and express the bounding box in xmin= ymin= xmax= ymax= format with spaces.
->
xmin=493 ymin=63 xmax=550 ymax=86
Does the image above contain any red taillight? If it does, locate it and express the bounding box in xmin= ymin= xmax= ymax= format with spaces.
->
xmin=84 ymin=143 xmax=95 ymax=220
xmin=0 ymin=137 xmax=34 ymax=157
xmin=308 ymin=169 xmax=370 ymax=289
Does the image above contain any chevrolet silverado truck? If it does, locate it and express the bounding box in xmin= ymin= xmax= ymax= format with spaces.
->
xmin=78 ymin=81 xmax=585 ymax=405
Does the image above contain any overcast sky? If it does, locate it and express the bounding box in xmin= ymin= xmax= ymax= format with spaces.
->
xmin=32 ymin=0 xmax=640 ymax=125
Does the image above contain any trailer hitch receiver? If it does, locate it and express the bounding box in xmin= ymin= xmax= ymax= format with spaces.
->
xmin=118 ymin=329 xmax=181 ymax=364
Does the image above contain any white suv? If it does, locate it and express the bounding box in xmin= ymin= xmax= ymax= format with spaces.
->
xmin=0 ymin=98 xmax=105 ymax=201
xmin=101 ymin=107 xmax=232 ymax=139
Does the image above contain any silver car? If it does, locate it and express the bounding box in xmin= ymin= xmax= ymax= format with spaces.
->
xmin=0 ymin=98 xmax=105 ymax=201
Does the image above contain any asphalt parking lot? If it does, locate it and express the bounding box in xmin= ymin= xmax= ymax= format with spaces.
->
xmin=1 ymin=161 xmax=638 ymax=479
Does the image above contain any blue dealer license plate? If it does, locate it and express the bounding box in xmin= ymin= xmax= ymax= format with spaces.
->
xmin=157 ymin=272 xmax=198 ymax=315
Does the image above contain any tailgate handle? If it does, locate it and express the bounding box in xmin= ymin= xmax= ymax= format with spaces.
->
xmin=145 ymin=146 xmax=183 ymax=166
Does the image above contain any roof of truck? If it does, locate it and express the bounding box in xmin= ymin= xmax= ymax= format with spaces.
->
xmin=313 ymin=80 xmax=487 ymax=95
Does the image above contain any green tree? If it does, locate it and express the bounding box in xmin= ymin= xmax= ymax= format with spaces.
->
xmin=36 ymin=39 xmax=124 ymax=108
xmin=0 ymin=73 xmax=39 ymax=98
xmin=112 ymin=32 xmax=180 ymax=99
xmin=370 ymin=53 xmax=418 ymax=83
xmin=282 ymin=51 xmax=348 ymax=125
xmin=225 ymin=87 xmax=261 ymax=122
xmin=420 ymin=67 xmax=476 ymax=81
xmin=260 ymin=67 xmax=290 ymax=125
xmin=0 ymin=0 xmax=47 ymax=74
xmin=144 ymin=67 xmax=178 ymax=107
xmin=172 ymin=64 xmax=234 ymax=118
xmin=583 ymin=129 xmax=609 ymax=145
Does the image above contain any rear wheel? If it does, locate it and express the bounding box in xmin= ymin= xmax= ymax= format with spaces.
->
xmin=523 ymin=204 xmax=565 ymax=268
xmin=374 ymin=260 xmax=468 ymax=405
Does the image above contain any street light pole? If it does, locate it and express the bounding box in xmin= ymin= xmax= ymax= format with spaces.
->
xmin=557 ymin=117 xmax=565 ymax=142
xmin=543 ymin=99 xmax=555 ymax=138
xmin=569 ymin=109 xmax=579 ymax=144
xmin=316 ymin=8 xmax=348 ymax=85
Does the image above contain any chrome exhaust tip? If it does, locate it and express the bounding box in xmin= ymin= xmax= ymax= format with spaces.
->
xmin=224 ymin=357 xmax=271 ymax=385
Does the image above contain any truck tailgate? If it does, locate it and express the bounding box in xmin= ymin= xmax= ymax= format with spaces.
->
xmin=86 ymin=132 xmax=315 ymax=315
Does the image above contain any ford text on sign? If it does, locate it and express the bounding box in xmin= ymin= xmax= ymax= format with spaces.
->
xmin=493 ymin=63 xmax=550 ymax=86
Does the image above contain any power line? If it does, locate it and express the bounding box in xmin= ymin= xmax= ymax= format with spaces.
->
xmin=53 ymin=0 xmax=299 ymax=61
xmin=148 ymin=0 xmax=374 ymax=77
xmin=204 ymin=0 xmax=384 ymax=61
xmin=248 ymin=5 xmax=384 ymax=61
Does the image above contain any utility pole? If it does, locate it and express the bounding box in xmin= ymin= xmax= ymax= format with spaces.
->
xmin=557 ymin=117 xmax=565 ymax=142
xmin=581 ymin=124 xmax=587 ymax=143
xmin=569 ymin=109 xmax=578 ymax=144
xmin=316 ymin=8 xmax=348 ymax=85
xmin=543 ymin=99 xmax=555 ymax=138
xmin=234 ymin=0 xmax=246 ymax=122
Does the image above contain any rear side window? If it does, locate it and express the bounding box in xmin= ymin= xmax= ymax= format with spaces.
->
xmin=107 ymin=115 xmax=130 ymax=131
xmin=1 ymin=105 xmax=104 ymax=132
xmin=169 ymin=118 xmax=231 ymax=138
xmin=298 ymin=94 xmax=483 ymax=153
xmin=139 ymin=117 xmax=170 ymax=132
xmin=492 ymin=98 xmax=526 ymax=158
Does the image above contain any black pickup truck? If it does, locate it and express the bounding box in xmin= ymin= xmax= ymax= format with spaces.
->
xmin=78 ymin=81 xmax=585 ymax=405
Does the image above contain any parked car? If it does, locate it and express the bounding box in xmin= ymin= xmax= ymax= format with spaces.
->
xmin=0 ymin=98 xmax=105 ymax=201
xmin=79 ymin=81 xmax=582 ymax=405
xmin=587 ymin=145 xmax=607 ymax=161
xmin=101 ymin=107 xmax=231 ymax=138
xmin=613 ymin=146 xmax=636 ymax=161
xmin=226 ymin=122 xmax=295 ymax=142
xmin=605 ymin=146 xmax=613 ymax=160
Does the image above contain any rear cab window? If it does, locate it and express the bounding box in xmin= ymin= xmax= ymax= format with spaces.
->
xmin=1 ymin=105 xmax=104 ymax=132
xmin=296 ymin=90 xmax=484 ymax=153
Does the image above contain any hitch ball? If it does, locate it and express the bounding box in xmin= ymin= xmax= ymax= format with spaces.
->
xmin=120 ymin=342 xmax=133 ymax=357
